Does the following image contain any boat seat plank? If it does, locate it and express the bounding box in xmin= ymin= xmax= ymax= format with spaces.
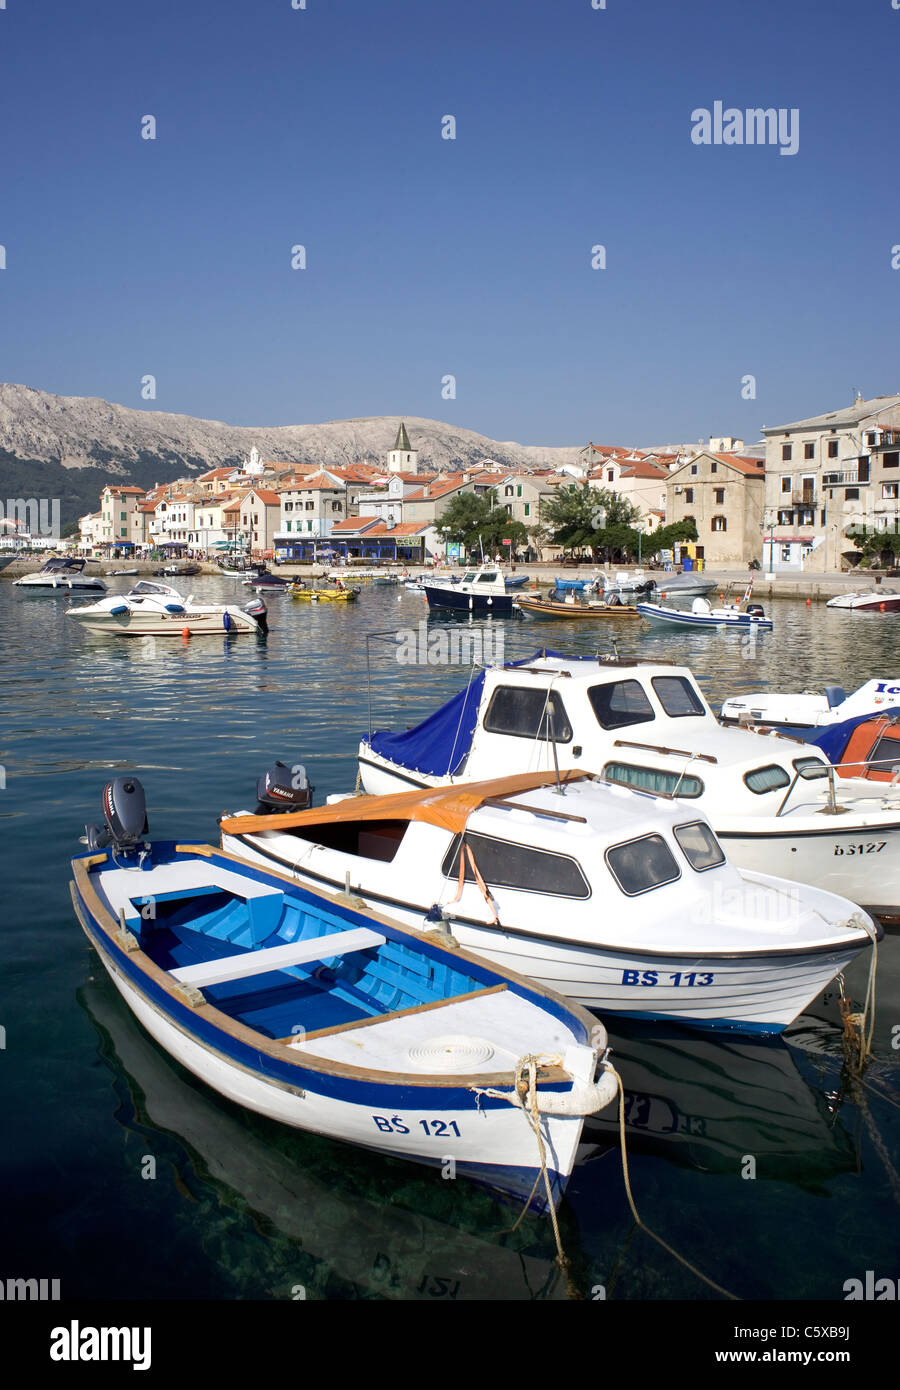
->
xmin=100 ymin=859 xmax=283 ymax=919
xmin=170 ymin=927 xmax=386 ymax=988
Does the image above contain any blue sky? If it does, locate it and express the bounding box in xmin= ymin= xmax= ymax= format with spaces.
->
xmin=1 ymin=0 xmax=897 ymax=447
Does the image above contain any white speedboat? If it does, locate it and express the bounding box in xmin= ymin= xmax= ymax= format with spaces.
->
xmin=13 ymin=557 xmax=107 ymax=591
xmin=721 ymin=678 xmax=900 ymax=730
xmin=826 ymin=588 xmax=900 ymax=612
xmin=637 ymin=597 xmax=772 ymax=630
xmin=355 ymin=653 xmax=900 ymax=919
xmin=649 ymin=573 xmax=718 ymax=599
xmin=72 ymin=777 xmax=615 ymax=1211
xmin=220 ymin=770 xmax=876 ymax=1034
xmin=67 ymin=580 xmax=267 ymax=635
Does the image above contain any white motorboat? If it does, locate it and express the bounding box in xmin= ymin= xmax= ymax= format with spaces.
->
xmin=355 ymin=653 xmax=900 ymax=919
xmin=721 ymin=678 xmax=900 ymax=730
xmin=13 ymin=557 xmax=107 ymax=591
xmin=649 ymin=573 xmax=718 ymax=599
xmin=826 ymin=588 xmax=900 ymax=612
xmin=637 ymin=597 xmax=772 ymax=631
xmin=72 ymin=777 xmax=616 ymax=1211
xmin=67 ymin=580 xmax=267 ymax=636
xmin=220 ymin=769 xmax=876 ymax=1034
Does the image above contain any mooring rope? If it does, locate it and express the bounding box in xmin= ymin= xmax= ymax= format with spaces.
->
xmin=608 ymin=1064 xmax=739 ymax=1301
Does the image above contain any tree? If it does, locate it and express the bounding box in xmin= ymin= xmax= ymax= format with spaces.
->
xmin=539 ymin=484 xmax=643 ymax=559
xmin=644 ymin=519 xmax=699 ymax=558
xmin=436 ymin=489 xmax=529 ymax=558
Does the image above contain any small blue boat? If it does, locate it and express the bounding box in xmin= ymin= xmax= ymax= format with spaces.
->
xmin=70 ymin=779 xmax=615 ymax=1211
xmin=636 ymin=598 xmax=773 ymax=631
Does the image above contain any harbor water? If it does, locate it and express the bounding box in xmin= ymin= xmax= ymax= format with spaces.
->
xmin=2 ymin=575 xmax=899 ymax=1300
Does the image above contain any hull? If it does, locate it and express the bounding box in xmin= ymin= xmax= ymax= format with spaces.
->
xmin=97 ymin=952 xmax=579 ymax=1203
xmin=290 ymin=588 xmax=358 ymax=602
xmin=519 ymin=597 xmax=642 ymax=620
xmin=14 ymin=576 xmax=106 ymax=591
xmin=70 ymin=609 xmax=259 ymax=636
xmin=222 ymin=835 xmax=862 ymax=1034
xmin=70 ymin=848 xmax=612 ymax=1208
xmin=829 ymin=592 xmax=900 ymax=608
xmin=652 ymin=578 xmax=717 ymax=598
xmin=716 ymin=817 xmax=900 ymax=919
xmin=424 ymin=585 xmax=516 ymax=616
xmin=636 ymin=603 xmax=772 ymax=630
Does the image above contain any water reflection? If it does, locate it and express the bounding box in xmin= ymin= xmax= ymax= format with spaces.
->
xmin=581 ymin=1019 xmax=858 ymax=1190
xmin=79 ymin=969 xmax=571 ymax=1301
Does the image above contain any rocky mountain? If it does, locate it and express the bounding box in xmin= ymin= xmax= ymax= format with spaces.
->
xmin=0 ymin=383 xmax=584 ymax=527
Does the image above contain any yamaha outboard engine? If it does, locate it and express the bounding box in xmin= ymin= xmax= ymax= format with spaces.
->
xmin=253 ymin=761 xmax=314 ymax=814
xmin=83 ymin=777 xmax=150 ymax=857
xmin=746 ymin=603 xmax=765 ymax=618
xmin=241 ymin=596 xmax=268 ymax=633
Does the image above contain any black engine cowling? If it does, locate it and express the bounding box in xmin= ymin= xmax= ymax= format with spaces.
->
xmin=241 ymin=597 xmax=268 ymax=632
xmin=83 ymin=777 xmax=149 ymax=854
xmin=254 ymin=761 xmax=314 ymax=814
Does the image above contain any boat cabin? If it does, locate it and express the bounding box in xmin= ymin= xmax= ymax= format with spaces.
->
xmin=359 ymin=655 xmax=835 ymax=819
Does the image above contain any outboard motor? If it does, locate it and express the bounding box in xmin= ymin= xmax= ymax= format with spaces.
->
xmin=83 ymin=777 xmax=150 ymax=857
xmin=253 ymin=761 xmax=314 ymax=814
xmin=241 ymin=597 xmax=268 ymax=633
xmin=746 ymin=603 xmax=765 ymax=618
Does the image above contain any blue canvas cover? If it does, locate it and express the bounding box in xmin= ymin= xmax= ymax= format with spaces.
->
xmin=365 ymin=649 xmax=592 ymax=777
xmin=803 ymin=711 xmax=900 ymax=765
xmin=368 ymin=672 xmax=487 ymax=776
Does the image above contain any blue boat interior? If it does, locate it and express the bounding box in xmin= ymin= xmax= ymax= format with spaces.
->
xmin=114 ymin=881 xmax=485 ymax=1039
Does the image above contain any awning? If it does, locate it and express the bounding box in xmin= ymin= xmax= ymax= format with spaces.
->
xmin=220 ymin=769 xmax=588 ymax=837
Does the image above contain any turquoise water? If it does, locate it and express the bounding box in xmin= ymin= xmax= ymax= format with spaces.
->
xmin=2 ymin=576 xmax=899 ymax=1301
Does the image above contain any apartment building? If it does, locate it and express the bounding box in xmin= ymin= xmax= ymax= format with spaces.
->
xmin=762 ymin=393 xmax=900 ymax=571
xmin=666 ymin=451 xmax=766 ymax=566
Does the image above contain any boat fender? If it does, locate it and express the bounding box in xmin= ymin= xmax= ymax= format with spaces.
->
xmin=223 ymin=610 xmax=232 ymax=631
xmin=165 ymin=603 xmax=185 ymax=614
xmin=109 ymin=604 xmax=129 ymax=616
xmin=476 ymin=1052 xmax=617 ymax=1117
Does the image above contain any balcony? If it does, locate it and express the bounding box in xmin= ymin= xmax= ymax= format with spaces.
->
xmin=791 ymin=491 xmax=816 ymax=506
xmin=869 ymin=430 xmax=900 ymax=449
xmin=822 ymin=471 xmax=865 ymax=487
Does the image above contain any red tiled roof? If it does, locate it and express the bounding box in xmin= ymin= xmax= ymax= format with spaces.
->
xmin=404 ymin=478 xmax=472 ymax=503
xmin=238 ymin=488 xmax=282 ymax=506
xmin=710 ymin=453 xmax=765 ymax=475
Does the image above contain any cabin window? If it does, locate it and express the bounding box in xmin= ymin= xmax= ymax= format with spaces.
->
xmin=744 ymin=765 xmax=791 ymax=794
xmin=588 ymin=680 xmax=654 ymax=731
xmin=476 ymin=571 xmax=499 ymax=584
xmin=673 ymin=821 xmax=726 ymax=871
xmin=483 ymin=687 xmax=573 ymax=741
xmin=651 ymin=675 xmax=706 ymax=718
xmin=605 ymin=834 xmax=681 ymax=896
xmin=441 ymin=832 xmax=590 ymax=898
xmin=603 ymin=762 xmax=703 ymax=798
xmin=864 ymin=732 xmax=900 ymax=774
xmin=792 ymin=757 xmax=829 ymax=779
